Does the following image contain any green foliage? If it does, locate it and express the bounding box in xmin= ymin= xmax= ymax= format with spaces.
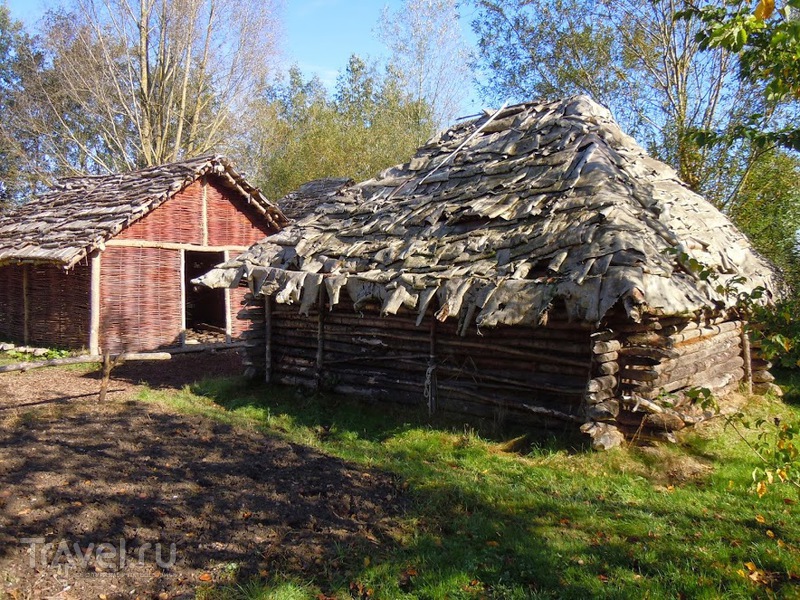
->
xmin=753 ymin=298 xmax=800 ymax=369
xmin=0 ymin=5 xmax=47 ymax=204
xmin=235 ymin=57 xmax=435 ymax=201
xmin=1 ymin=347 xmax=72 ymax=362
xmin=730 ymin=150 xmax=800 ymax=289
xmin=677 ymin=0 xmax=800 ymax=152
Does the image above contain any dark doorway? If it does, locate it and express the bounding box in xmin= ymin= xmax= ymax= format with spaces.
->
xmin=184 ymin=251 xmax=226 ymax=337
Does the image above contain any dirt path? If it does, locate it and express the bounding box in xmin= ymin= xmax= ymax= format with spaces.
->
xmin=0 ymin=352 xmax=404 ymax=599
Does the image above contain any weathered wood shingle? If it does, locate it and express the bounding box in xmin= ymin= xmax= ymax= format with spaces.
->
xmin=0 ymin=155 xmax=288 ymax=269
xmin=198 ymin=96 xmax=781 ymax=325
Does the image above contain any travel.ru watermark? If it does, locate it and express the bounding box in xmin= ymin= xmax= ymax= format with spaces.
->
xmin=21 ymin=537 xmax=177 ymax=576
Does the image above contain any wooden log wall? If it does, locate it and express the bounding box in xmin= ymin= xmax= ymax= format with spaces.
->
xmin=583 ymin=332 xmax=621 ymax=422
xmin=241 ymin=295 xmax=594 ymax=429
xmin=432 ymin=314 xmax=591 ymax=427
xmin=610 ymin=314 xmax=748 ymax=440
xmin=616 ymin=316 xmax=745 ymax=400
xmin=749 ymin=333 xmax=776 ymax=395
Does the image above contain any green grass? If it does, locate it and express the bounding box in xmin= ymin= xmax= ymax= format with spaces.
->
xmin=136 ymin=376 xmax=800 ymax=599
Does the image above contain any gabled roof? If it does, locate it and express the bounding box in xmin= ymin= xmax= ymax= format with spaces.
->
xmin=198 ymin=96 xmax=780 ymax=325
xmin=278 ymin=178 xmax=354 ymax=221
xmin=0 ymin=155 xmax=288 ymax=269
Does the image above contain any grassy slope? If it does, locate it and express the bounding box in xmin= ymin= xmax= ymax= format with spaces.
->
xmin=137 ymin=376 xmax=800 ymax=600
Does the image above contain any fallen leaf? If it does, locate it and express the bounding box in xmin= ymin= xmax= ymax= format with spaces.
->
xmin=755 ymin=515 xmax=766 ymax=524
xmin=757 ymin=481 xmax=768 ymax=498
xmin=486 ymin=541 xmax=499 ymax=547
xmin=198 ymin=573 xmax=212 ymax=582
xmin=766 ymin=530 xmax=775 ymax=538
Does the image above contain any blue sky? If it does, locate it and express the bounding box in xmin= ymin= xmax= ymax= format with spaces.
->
xmin=5 ymin=0 xmax=482 ymax=113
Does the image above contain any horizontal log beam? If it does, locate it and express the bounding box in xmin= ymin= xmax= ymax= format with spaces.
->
xmin=0 ymin=352 xmax=171 ymax=373
xmin=586 ymin=375 xmax=617 ymax=393
xmin=106 ymin=239 xmax=249 ymax=253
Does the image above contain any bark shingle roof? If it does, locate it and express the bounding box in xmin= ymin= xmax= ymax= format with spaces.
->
xmin=197 ymin=96 xmax=780 ymax=325
xmin=0 ymin=154 xmax=287 ymax=269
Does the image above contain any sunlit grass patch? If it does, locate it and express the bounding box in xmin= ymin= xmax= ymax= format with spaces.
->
xmin=135 ymin=371 xmax=800 ymax=599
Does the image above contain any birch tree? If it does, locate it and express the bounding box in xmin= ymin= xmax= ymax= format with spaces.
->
xmin=377 ymin=0 xmax=472 ymax=128
xmin=23 ymin=0 xmax=282 ymax=175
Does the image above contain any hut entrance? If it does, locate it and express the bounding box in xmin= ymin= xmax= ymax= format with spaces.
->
xmin=184 ymin=250 xmax=227 ymax=343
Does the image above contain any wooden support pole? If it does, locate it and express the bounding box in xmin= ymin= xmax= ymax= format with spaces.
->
xmin=741 ymin=321 xmax=753 ymax=395
xmin=179 ymin=249 xmax=187 ymax=346
xmin=89 ymin=251 xmax=101 ymax=355
xmin=265 ymin=296 xmax=273 ymax=384
xmin=315 ymin=286 xmax=324 ymax=389
xmin=427 ymin=316 xmax=438 ymax=414
xmin=22 ymin=265 xmax=29 ymax=346
xmin=223 ymin=250 xmax=232 ymax=344
xmin=201 ymin=175 xmax=209 ymax=246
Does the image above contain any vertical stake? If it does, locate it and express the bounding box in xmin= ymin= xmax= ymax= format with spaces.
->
xmin=264 ymin=296 xmax=273 ymax=384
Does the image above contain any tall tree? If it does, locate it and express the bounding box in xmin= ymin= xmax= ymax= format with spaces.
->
xmin=469 ymin=0 xmax=777 ymax=208
xmin=0 ymin=5 xmax=44 ymax=206
xmin=377 ymin=0 xmax=472 ymax=128
xmin=20 ymin=0 xmax=282 ymax=176
xmin=234 ymin=57 xmax=435 ymax=201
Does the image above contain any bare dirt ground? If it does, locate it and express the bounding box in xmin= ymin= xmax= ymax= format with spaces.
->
xmin=0 ymin=352 xmax=405 ymax=599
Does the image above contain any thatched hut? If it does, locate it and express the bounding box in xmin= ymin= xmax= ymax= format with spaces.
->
xmin=0 ymin=155 xmax=287 ymax=354
xmin=197 ymin=97 xmax=781 ymax=448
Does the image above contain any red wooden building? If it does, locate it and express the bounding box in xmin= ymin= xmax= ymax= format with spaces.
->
xmin=0 ymin=155 xmax=287 ymax=353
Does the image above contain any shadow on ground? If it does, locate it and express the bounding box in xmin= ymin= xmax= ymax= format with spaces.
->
xmin=0 ymin=389 xmax=404 ymax=599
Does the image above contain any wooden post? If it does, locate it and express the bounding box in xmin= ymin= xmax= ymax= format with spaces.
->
xmin=741 ymin=321 xmax=753 ymax=395
xmin=264 ymin=296 xmax=273 ymax=384
xmin=426 ymin=316 xmax=438 ymax=414
xmin=315 ymin=285 xmax=325 ymax=390
xmin=223 ymin=250 xmax=232 ymax=344
xmin=201 ymin=175 xmax=209 ymax=247
xmin=22 ymin=265 xmax=29 ymax=346
xmin=89 ymin=251 xmax=101 ymax=355
xmin=179 ymin=249 xmax=186 ymax=346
